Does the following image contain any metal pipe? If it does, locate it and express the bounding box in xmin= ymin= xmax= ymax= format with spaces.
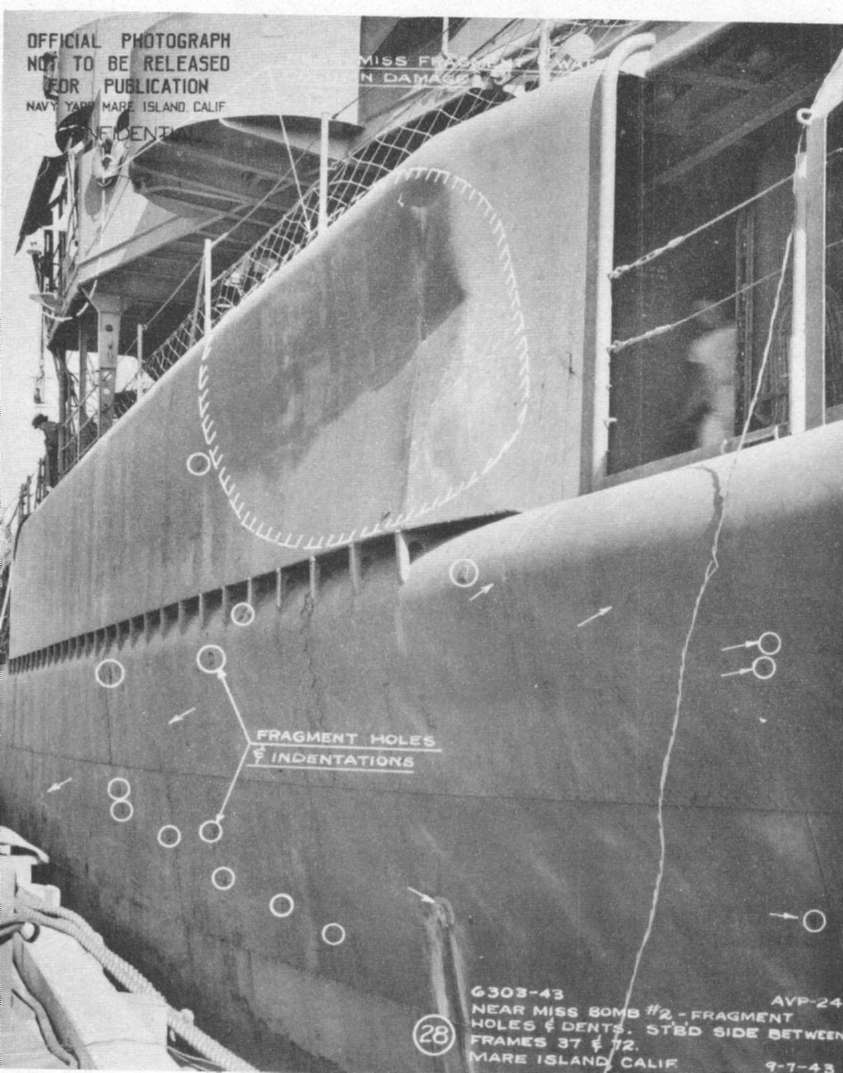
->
xmin=538 ymin=21 xmax=551 ymax=86
xmin=538 ymin=20 xmax=553 ymax=85
xmin=0 ymin=567 xmax=11 ymax=638
xmin=77 ymin=321 xmax=87 ymax=462
xmin=318 ymin=112 xmax=330 ymax=235
xmin=590 ymin=33 xmax=655 ymax=488
xmin=55 ymin=347 xmax=67 ymax=478
xmin=790 ymin=50 xmax=843 ymax=430
xmin=803 ymin=114 xmax=828 ymax=429
xmin=136 ymin=324 xmax=145 ymax=396
xmin=204 ymin=239 xmax=213 ymax=336
xmin=789 ymin=149 xmax=808 ymax=435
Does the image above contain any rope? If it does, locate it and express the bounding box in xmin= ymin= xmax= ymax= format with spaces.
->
xmin=612 ymin=147 xmax=843 ymax=284
xmin=17 ymin=887 xmax=105 ymax=938
xmin=609 ymin=222 xmax=843 ymax=357
xmin=12 ymin=983 xmax=79 ymax=1067
xmin=608 ymin=264 xmax=788 ymax=354
xmin=11 ymin=893 xmax=256 ymax=1072
xmin=610 ymin=172 xmax=795 ymax=281
xmin=604 ymin=228 xmax=794 ymax=1072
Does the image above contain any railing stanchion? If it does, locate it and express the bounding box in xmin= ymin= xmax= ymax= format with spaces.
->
xmin=204 ymin=240 xmax=212 ymax=336
xmin=319 ymin=113 xmax=329 ymax=236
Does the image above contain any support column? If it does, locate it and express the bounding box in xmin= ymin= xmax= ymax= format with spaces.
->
xmin=587 ymin=34 xmax=655 ymax=491
xmin=789 ymin=150 xmax=808 ymax=435
xmin=791 ymin=115 xmax=829 ymax=434
xmin=538 ymin=21 xmax=551 ymax=87
xmin=319 ymin=113 xmax=329 ymax=235
xmin=204 ymin=239 xmax=213 ymax=336
xmin=77 ymin=319 xmax=90 ymax=455
xmin=136 ymin=324 xmax=146 ymax=397
xmin=804 ymin=115 xmax=828 ymax=428
xmin=91 ymin=295 xmax=122 ymax=433
xmin=54 ymin=346 xmax=67 ymax=476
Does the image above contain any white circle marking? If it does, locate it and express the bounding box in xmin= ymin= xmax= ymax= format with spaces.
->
xmin=110 ymin=799 xmax=134 ymax=823
xmin=95 ymin=658 xmax=125 ymax=689
xmin=196 ymin=644 xmax=226 ymax=675
xmin=186 ymin=452 xmax=211 ymax=477
xmin=107 ymin=777 xmax=131 ymax=801
xmin=269 ymin=893 xmax=295 ymax=919
xmin=211 ymin=867 xmax=236 ymax=891
xmin=802 ymin=909 xmax=827 ymax=933
xmin=157 ymin=824 xmax=182 ymax=849
xmin=321 ymin=922 xmax=346 ymax=946
xmin=199 ymin=819 xmax=224 ymax=845
xmin=448 ymin=558 xmax=479 ymax=589
xmin=230 ymin=602 xmax=255 ymax=627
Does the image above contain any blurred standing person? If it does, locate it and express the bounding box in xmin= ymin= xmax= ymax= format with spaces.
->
xmin=681 ymin=300 xmax=737 ymax=449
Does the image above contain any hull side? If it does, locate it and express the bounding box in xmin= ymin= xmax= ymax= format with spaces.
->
xmin=2 ymin=423 xmax=842 ymax=1071
xmin=11 ymin=67 xmax=604 ymax=653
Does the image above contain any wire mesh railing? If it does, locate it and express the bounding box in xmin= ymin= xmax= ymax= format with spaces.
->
xmin=24 ymin=19 xmax=628 ymax=502
xmin=142 ymin=87 xmax=504 ymax=382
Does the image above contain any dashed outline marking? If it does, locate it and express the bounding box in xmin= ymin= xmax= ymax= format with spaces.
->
xmin=196 ymin=168 xmax=531 ymax=550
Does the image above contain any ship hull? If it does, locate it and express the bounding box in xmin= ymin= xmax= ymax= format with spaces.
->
xmin=2 ymin=422 xmax=842 ymax=1072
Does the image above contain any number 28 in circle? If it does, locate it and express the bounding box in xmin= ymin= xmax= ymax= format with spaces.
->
xmin=412 ymin=1014 xmax=456 ymax=1057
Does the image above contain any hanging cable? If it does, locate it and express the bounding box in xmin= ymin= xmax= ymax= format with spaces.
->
xmin=604 ymin=229 xmax=794 ymax=1073
xmin=610 ymin=149 xmax=842 ymax=283
xmin=610 ymin=173 xmax=795 ymax=281
xmin=609 ymin=266 xmax=789 ymax=354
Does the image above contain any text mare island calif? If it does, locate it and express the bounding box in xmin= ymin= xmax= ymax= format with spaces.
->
xmin=1 ymin=12 xmax=842 ymax=1073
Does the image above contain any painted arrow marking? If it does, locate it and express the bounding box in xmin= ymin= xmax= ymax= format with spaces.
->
xmin=216 ymin=743 xmax=251 ymax=823
xmin=769 ymin=912 xmax=799 ymax=921
xmin=215 ymin=670 xmax=251 ymax=743
xmin=168 ymin=707 xmax=196 ymax=725
xmin=577 ymin=605 xmax=613 ymax=628
xmin=469 ymin=583 xmax=494 ymax=602
xmin=46 ymin=777 xmax=73 ymax=794
xmin=407 ymin=886 xmax=436 ymax=905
